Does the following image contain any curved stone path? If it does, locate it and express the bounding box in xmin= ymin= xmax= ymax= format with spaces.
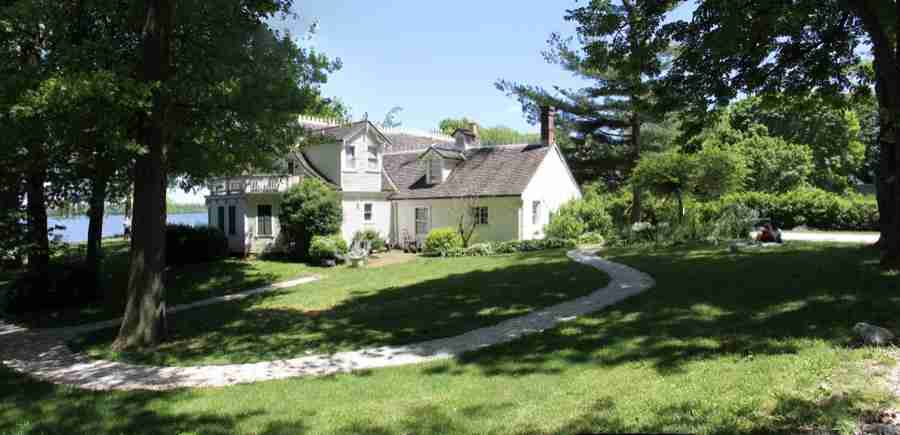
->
xmin=0 ymin=249 xmax=654 ymax=391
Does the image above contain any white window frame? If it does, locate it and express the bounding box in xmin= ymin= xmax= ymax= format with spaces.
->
xmin=415 ymin=207 xmax=430 ymax=236
xmin=363 ymin=203 xmax=374 ymax=222
xmin=344 ymin=143 xmax=356 ymax=170
xmin=367 ymin=145 xmax=379 ymax=171
xmin=532 ymin=200 xmax=541 ymax=225
xmin=471 ymin=206 xmax=489 ymax=226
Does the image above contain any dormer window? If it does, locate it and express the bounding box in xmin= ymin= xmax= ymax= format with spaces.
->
xmin=367 ymin=145 xmax=379 ymax=171
xmin=344 ymin=143 xmax=356 ymax=169
xmin=426 ymin=158 xmax=443 ymax=184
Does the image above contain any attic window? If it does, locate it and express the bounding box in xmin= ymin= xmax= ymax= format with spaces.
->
xmin=427 ymin=158 xmax=443 ymax=184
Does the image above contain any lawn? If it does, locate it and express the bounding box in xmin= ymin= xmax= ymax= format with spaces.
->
xmin=2 ymin=243 xmax=899 ymax=434
xmin=73 ymin=249 xmax=606 ymax=365
xmin=7 ymin=239 xmax=318 ymax=329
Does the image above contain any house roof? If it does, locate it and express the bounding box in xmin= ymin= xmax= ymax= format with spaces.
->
xmin=312 ymin=120 xmax=393 ymax=145
xmin=383 ymin=144 xmax=551 ymax=200
xmin=291 ymin=150 xmax=338 ymax=187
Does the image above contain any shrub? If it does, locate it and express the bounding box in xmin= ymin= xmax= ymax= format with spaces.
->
xmin=545 ymin=193 xmax=614 ymax=240
xmin=424 ymin=227 xmax=463 ymax=256
xmin=280 ymin=178 xmax=342 ymax=258
xmin=166 ymin=224 xmax=229 ymax=266
xmin=465 ymin=243 xmax=494 ymax=256
xmin=308 ymin=234 xmax=348 ymax=262
xmin=352 ymin=229 xmax=387 ymax=252
xmin=578 ymin=232 xmax=605 ymax=245
xmin=706 ymin=188 xmax=878 ymax=231
xmin=545 ymin=212 xmax=585 ymax=240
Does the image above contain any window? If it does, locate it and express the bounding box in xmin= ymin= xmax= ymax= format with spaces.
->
xmin=344 ymin=144 xmax=356 ymax=169
xmin=257 ymin=205 xmax=273 ymax=236
xmin=470 ymin=206 xmax=489 ymax=225
xmin=367 ymin=146 xmax=378 ymax=170
xmin=415 ymin=207 xmax=429 ymax=235
xmin=363 ymin=203 xmax=373 ymax=222
xmin=228 ymin=205 xmax=236 ymax=235
xmin=217 ymin=206 xmax=225 ymax=232
xmin=532 ymin=201 xmax=542 ymax=225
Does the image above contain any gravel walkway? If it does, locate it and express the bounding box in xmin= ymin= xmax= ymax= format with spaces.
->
xmin=0 ymin=249 xmax=654 ymax=391
xmin=780 ymin=231 xmax=879 ymax=244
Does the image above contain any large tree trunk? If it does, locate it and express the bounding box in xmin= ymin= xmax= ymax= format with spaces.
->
xmin=85 ymin=169 xmax=109 ymax=300
xmin=112 ymin=0 xmax=173 ymax=351
xmin=24 ymin=161 xmax=50 ymax=294
xmin=630 ymin=117 xmax=643 ymax=224
xmin=853 ymin=1 xmax=900 ymax=267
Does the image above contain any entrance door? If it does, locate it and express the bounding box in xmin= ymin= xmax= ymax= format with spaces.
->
xmin=414 ymin=207 xmax=430 ymax=247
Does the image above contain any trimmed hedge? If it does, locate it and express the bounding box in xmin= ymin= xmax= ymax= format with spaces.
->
xmin=698 ymin=189 xmax=878 ymax=231
xmin=166 ymin=224 xmax=229 ymax=266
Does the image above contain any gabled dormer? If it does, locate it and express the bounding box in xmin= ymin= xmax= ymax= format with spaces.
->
xmin=418 ymin=146 xmax=465 ymax=185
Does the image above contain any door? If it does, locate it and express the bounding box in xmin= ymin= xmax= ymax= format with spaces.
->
xmin=414 ymin=207 xmax=430 ymax=247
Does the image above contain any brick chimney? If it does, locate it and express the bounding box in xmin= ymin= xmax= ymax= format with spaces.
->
xmin=540 ymin=106 xmax=556 ymax=145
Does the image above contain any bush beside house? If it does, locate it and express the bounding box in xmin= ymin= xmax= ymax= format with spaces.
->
xmin=279 ymin=178 xmax=343 ymax=259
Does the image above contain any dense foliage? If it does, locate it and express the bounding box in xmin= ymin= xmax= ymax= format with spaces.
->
xmin=165 ymin=225 xmax=229 ymax=266
xmin=423 ymin=228 xmax=464 ymax=256
xmin=279 ymin=178 xmax=343 ymax=259
xmin=308 ymin=234 xmax=348 ymax=263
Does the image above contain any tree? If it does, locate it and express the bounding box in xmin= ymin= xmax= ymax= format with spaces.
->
xmin=279 ymin=178 xmax=342 ymax=258
xmin=729 ymin=95 xmax=865 ymax=192
xmin=437 ymin=118 xmax=539 ymax=145
xmin=497 ymin=0 xmax=679 ymax=223
xmin=663 ymin=0 xmax=900 ymax=266
xmin=632 ymin=147 xmax=747 ymax=220
xmin=114 ymin=0 xmax=341 ymax=349
xmin=382 ymin=106 xmax=403 ymax=128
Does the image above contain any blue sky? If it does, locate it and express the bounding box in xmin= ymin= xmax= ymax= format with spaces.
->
xmin=171 ymin=1 xmax=696 ymax=203
xmin=279 ymin=0 xmax=696 ymax=133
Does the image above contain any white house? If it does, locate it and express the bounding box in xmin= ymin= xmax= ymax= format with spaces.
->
xmin=205 ymin=107 xmax=582 ymax=254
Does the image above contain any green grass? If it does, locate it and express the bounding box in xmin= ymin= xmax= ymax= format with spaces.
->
xmin=2 ymin=243 xmax=898 ymax=434
xmin=8 ymin=239 xmax=318 ymax=329
xmin=73 ymin=250 xmax=606 ymax=365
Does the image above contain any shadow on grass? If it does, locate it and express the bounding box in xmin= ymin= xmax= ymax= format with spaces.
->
xmin=73 ymin=250 xmax=605 ymax=366
xmin=439 ymin=243 xmax=898 ymax=378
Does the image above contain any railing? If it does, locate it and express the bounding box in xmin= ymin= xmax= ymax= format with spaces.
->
xmin=208 ymin=175 xmax=300 ymax=196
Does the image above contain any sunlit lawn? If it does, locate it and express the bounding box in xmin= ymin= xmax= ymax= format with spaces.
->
xmin=2 ymin=243 xmax=899 ymax=434
xmin=74 ymin=249 xmax=606 ymax=365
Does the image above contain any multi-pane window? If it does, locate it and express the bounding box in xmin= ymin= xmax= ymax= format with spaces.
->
xmin=257 ymin=205 xmax=273 ymax=236
xmin=228 ymin=205 xmax=236 ymax=235
xmin=344 ymin=144 xmax=356 ymax=169
xmin=367 ymin=145 xmax=378 ymax=170
xmin=470 ymin=206 xmax=489 ymax=225
xmin=415 ymin=207 xmax=429 ymax=235
xmin=217 ymin=206 xmax=225 ymax=232
xmin=532 ymin=201 xmax=542 ymax=225
xmin=363 ymin=203 xmax=373 ymax=222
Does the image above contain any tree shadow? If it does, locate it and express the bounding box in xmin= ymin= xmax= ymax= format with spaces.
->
xmin=448 ymin=243 xmax=898 ymax=376
xmin=71 ymin=250 xmax=604 ymax=366
xmin=0 ymin=365 xmax=265 ymax=435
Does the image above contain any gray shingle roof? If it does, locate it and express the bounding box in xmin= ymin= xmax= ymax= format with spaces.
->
xmin=383 ymin=144 xmax=551 ymax=200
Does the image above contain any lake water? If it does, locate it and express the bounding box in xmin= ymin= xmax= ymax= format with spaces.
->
xmin=48 ymin=212 xmax=208 ymax=243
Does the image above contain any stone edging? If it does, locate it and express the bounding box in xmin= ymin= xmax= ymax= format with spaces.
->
xmin=0 ymin=249 xmax=654 ymax=391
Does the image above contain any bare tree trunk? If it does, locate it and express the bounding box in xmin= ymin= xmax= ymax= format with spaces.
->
xmin=85 ymin=169 xmax=109 ymax=300
xmin=25 ymin=160 xmax=50 ymax=295
xmin=630 ymin=117 xmax=643 ymax=224
xmin=112 ymin=0 xmax=173 ymax=350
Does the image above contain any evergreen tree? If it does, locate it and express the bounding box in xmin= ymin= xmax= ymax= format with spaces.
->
xmin=497 ymin=0 xmax=679 ymax=223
